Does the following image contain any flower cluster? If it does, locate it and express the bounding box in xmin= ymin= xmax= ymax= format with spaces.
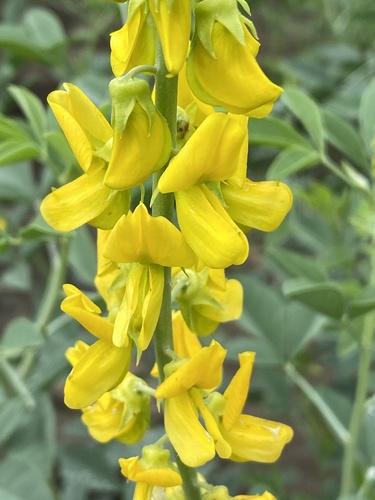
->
xmin=41 ymin=0 xmax=294 ymax=497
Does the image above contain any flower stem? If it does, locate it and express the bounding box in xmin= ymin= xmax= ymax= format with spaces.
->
xmin=152 ymin=42 xmax=202 ymax=500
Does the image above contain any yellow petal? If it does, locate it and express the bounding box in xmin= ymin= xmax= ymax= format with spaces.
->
xmin=197 ymin=278 xmax=243 ymax=323
xmin=65 ymin=340 xmax=89 ymax=367
xmin=175 ymin=185 xmax=249 ymax=269
xmin=222 ymin=179 xmax=293 ymax=232
xmin=48 ymin=83 xmax=112 ymax=171
xmin=40 ymin=169 xmax=113 ymax=232
xmin=164 ymin=393 xmax=215 ymax=467
xmin=149 ymin=0 xmax=191 ymax=76
xmin=104 ymin=104 xmax=171 ymax=190
xmin=113 ymin=264 xmax=164 ymax=350
xmin=187 ymin=23 xmax=282 ymax=116
xmin=81 ymin=393 xmax=123 ymax=442
xmin=222 ymin=352 xmax=255 ymax=430
xmin=64 ymin=339 xmax=132 ymax=409
xmin=156 ymin=341 xmax=226 ymax=398
xmin=61 ymin=284 xmax=114 ymax=342
xmin=158 ymin=113 xmax=247 ymax=193
xmin=110 ymin=8 xmax=156 ymax=76
xmin=88 ymin=189 xmax=131 ymax=230
xmin=220 ymin=414 xmax=293 ymax=463
xmin=172 ymin=310 xmax=202 ymax=358
xmin=103 ymin=203 xmax=195 ymax=267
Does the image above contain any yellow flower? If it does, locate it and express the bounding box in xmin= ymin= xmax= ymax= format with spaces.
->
xmin=187 ymin=2 xmax=282 ymax=116
xmin=148 ymin=0 xmax=191 ymax=76
xmin=171 ymin=310 xmax=202 ymax=358
xmin=112 ymin=262 xmax=164 ymax=352
xmin=81 ymin=372 xmax=150 ymax=444
xmin=172 ymin=267 xmax=243 ymax=336
xmin=175 ymin=185 xmax=249 ymax=269
xmin=62 ymin=285 xmax=132 ymax=409
xmin=155 ymin=341 xmax=227 ymax=467
xmin=41 ymin=169 xmax=131 ymax=232
xmin=222 ymin=179 xmax=293 ymax=232
xmin=64 ymin=338 xmax=132 ymax=409
xmin=158 ymin=112 xmax=247 ymax=193
xmin=208 ymin=352 xmax=294 ymax=463
xmin=104 ymin=77 xmax=172 ymax=190
xmin=103 ymin=202 xmax=195 ymax=268
xmin=47 ymin=83 xmax=112 ymax=173
xmin=110 ymin=1 xmax=156 ymax=76
xmin=119 ymin=445 xmax=182 ymax=500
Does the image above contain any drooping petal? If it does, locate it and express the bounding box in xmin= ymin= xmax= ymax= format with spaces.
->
xmin=163 ymin=392 xmax=216 ymax=467
xmin=40 ymin=169 xmax=114 ymax=232
xmin=104 ymin=103 xmax=171 ymax=190
xmin=187 ymin=22 xmax=282 ymax=116
xmin=103 ymin=203 xmax=195 ymax=267
xmin=110 ymin=5 xmax=156 ymax=76
xmin=219 ymin=414 xmax=293 ymax=463
xmin=172 ymin=310 xmax=202 ymax=358
xmin=158 ymin=113 xmax=247 ymax=193
xmin=156 ymin=341 xmax=226 ymax=398
xmin=149 ymin=0 xmax=191 ymax=76
xmin=61 ymin=284 xmax=114 ymax=342
xmin=175 ymin=185 xmax=249 ymax=269
xmin=113 ymin=264 xmax=164 ymax=351
xmin=222 ymin=352 xmax=255 ymax=429
xmin=48 ymin=83 xmax=112 ymax=171
xmin=64 ymin=339 xmax=132 ymax=409
xmin=222 ymin=179 xmax=293 ymax=232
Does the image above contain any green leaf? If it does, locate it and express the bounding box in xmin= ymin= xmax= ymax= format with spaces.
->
xmin=0 ymin=261 xmax=32 ymax=292
xmin=282 ymin=279 xmax=345 ymax=319
xmin=267 ymin=144 xmax=321 ymax=179
xmin=282 ymin=87 xmax=325 ymax=152
xmin=235 ymin=276 xmax=325 ymax=363
xmin=0 ymin=398 xmax=28 ymax=444
xmin=8 ymin=85 xmax=46 ymax=142
xmin=23 ymin=7 xmax=65 ymax=49
xmin=248 ymin=115 xmax=311 ymax=149
xmin=359 ymin=78 xmax=375 ymax=154
xmin=267 ymin=247 xmax=328 ymax=282
xmin=0 ymin=140 xmax=40 ymax=167
xmin=322 ymin=108 xmax=369 ymax=170
xmin=0 ymin=163 xmax=36 ymax=201
xmin=0 ymin=24 xmax=52 ymax=62
xmin=348 ymin=285 xmax=375 ymax=319
xmin=20 ymin=214 xmax=60 ymax=241
xmin=1 ymin=318 xmax=43 ymax=351
xmin=0 ymin=115 xmax=30 ymax=141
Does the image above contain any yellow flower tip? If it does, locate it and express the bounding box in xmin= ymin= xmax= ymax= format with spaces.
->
xmin=222 ymin=179 xmax=293 ymax=233
xmin=103 ymin=203 xmax=195 ymax=267
xmin=64 ymin=339 xmax=132 ymax=409
xmin=47 ymin=83 xmax=112 ymax=172
xmin=175 ymin=185 xmax=249 ymax=269
xmin=149 ymin=0 xmax=191 ymax=76
xmin=104 ymin=103 xmax=171 ymax=190
xmin=187 ymin=22 xmax=282 ymax=116
xmin=158 ymin=113 xmax=247 ymax=193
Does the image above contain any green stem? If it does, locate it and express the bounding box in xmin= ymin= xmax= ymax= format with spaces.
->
xmin=152 ymin=42 xmax=201 ymax=500
xmin=36 ymin=235 xmax=70 ymax=333
xmin=285 ymin=363 xmax=349 ymax=445
xmin=340 ymin=279 xmax=375 ymax=495
xmin=0 ymin=357 xmax=35 ymax=408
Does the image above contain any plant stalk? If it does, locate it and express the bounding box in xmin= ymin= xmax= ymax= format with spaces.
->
xmin=152 ymin=42 xmax=202 ymax=500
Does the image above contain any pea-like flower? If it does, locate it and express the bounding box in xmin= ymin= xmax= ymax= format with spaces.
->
xmin=149 ymin=0 xmax=191 ymax=76
xmin=187 ymin=0 xmax=282 ymax=116
xmin=155 ymin=341 xmax=228 ymax=467
xmin=110 ymin=0 xmax=156 ymax=76
xmin=119 ymin=445 xmax=182 ymax=500
xmin=62 ymin=284 xmax=132 ymax=409
xmin=82 ymin=372 xmax=151 ymax=444
xmin=172 ymin=266 xmax=243 ymax=336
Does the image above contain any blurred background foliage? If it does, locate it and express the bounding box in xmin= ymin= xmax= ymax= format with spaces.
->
xmin=0 ymin=0 xmax=374 ymax=499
